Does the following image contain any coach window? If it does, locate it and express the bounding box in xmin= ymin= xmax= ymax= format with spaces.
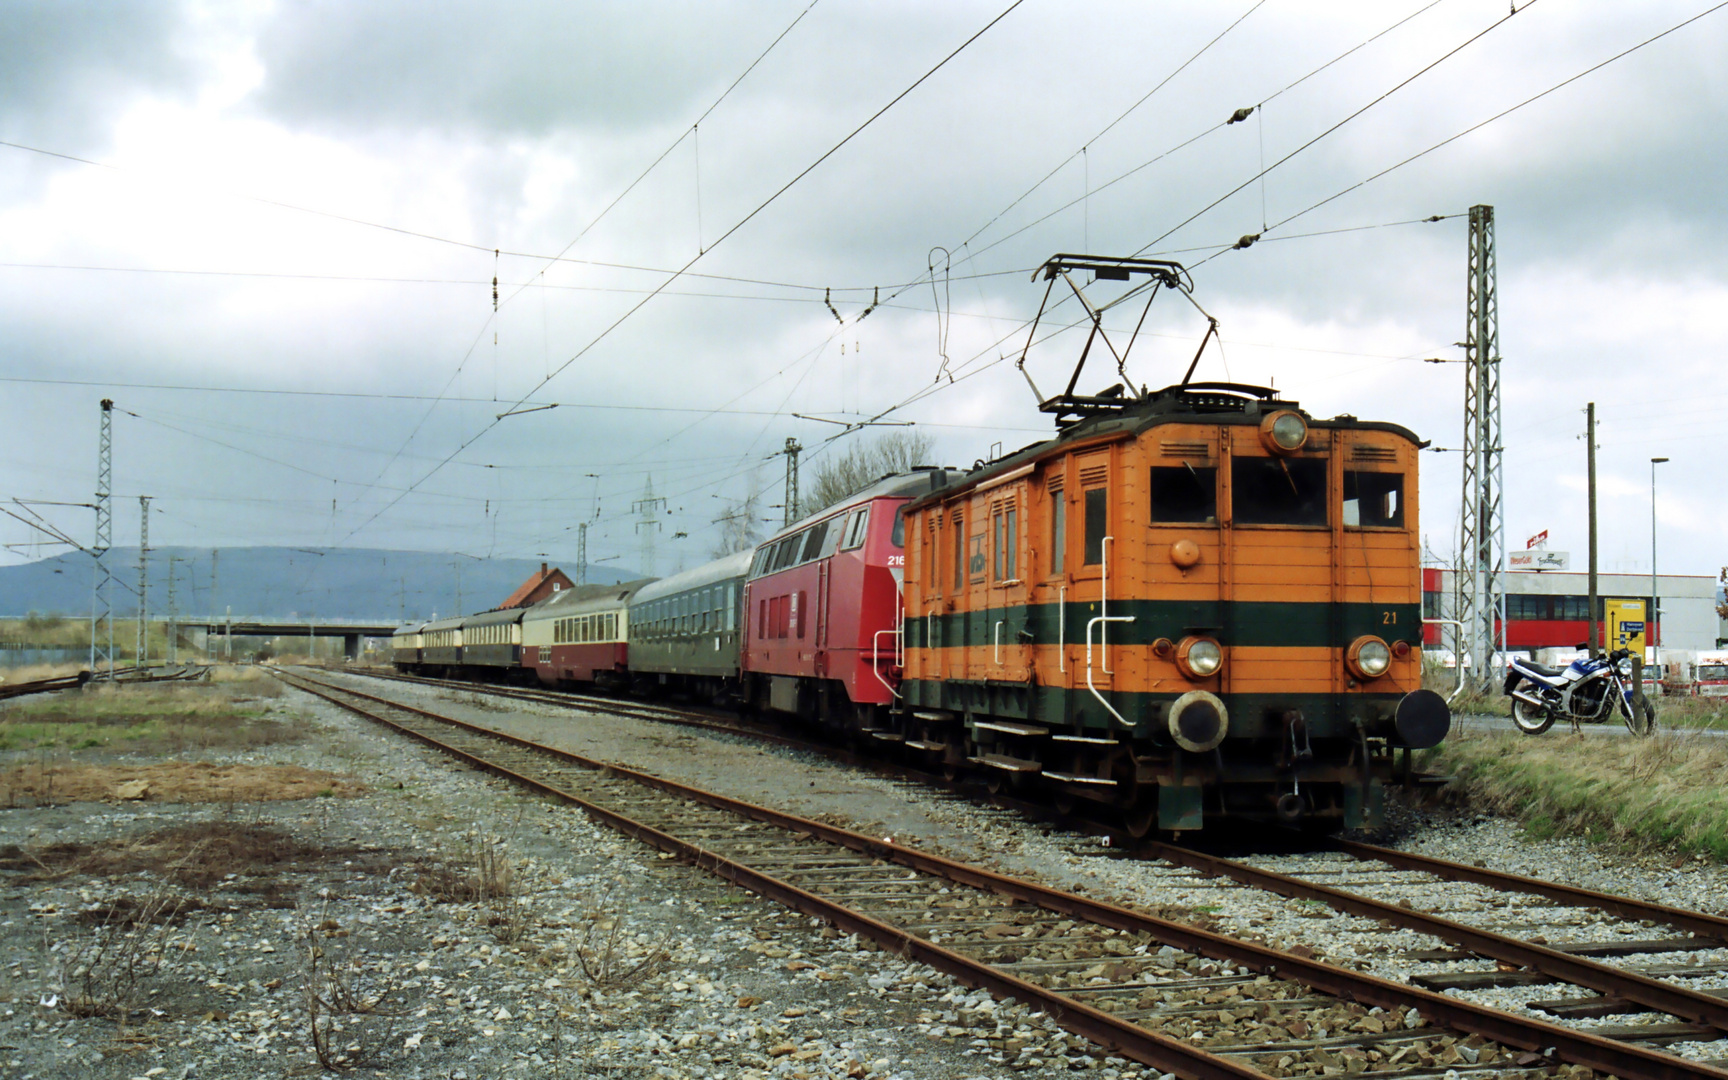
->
xmin=1343 ymin=471 xmax=1404 ymax=528
xmin=1150 ymin=466 xmax=1217 ymax=524
xmin=725 ymin=585 xmax=736 ymax=632
xmin=842 ymin=506 xmax=871 ymax=550
xmin=1231 ymin=456 xmax=1328 ymax=526
xmin=1082 ymin=488 xmax=1108 ymax=565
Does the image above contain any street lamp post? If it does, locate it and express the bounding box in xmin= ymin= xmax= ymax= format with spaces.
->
xmin=1651 ymin=457 xmax=1669 ymax=653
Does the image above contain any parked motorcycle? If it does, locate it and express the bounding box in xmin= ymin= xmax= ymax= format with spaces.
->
xmin=1503 ymin=648 xmax=1656 ymax=735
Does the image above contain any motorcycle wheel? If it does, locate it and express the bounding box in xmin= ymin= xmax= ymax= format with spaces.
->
xmin=1510 ymin=693 xmax=1555 ymax=735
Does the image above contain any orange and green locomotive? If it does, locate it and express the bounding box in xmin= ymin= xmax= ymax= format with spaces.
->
xmin=891 ymin=257 xmax=1448 ymax=835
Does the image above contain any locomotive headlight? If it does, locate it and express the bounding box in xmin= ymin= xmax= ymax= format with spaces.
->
xmin=1260 ymin=410 xmax=1309 ymax=454
xmin=1176 ymin=636 xmax=1223 ymax=679
xmin=1348 ymin=636 xmax=1393 ymax=680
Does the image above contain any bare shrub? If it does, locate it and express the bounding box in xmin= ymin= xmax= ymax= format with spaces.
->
xmin=49 ymin=893 xmax=188 ymax=1020
xmin=296 ymin=902 xmax=408 ymax=1071
xmin=412 ymin=829 xmax=544 ymax=944
xmin=574 ymin=886 xmax=670 ymax=990
xmin=803 ymin=431 xmax=937 ymax=515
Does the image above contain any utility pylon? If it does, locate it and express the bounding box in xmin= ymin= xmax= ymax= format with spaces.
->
xmin=633 ymin=476 xmax=666 ymax=578
xmin=576 ymin=522 xmax=589 ymax=585
xmin=90 ymin=399 xmax=114 ymax=679
xmin=136 ymin=496 xmax=151 ymax=668
xmin=1457 ymin=205 xmax=1505 ymax=691
xmin=781 ymin=437 xmax=803 ymax=528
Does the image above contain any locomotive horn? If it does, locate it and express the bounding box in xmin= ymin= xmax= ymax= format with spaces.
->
xmin=1168 ymin=690 xmax=1229 ymax=752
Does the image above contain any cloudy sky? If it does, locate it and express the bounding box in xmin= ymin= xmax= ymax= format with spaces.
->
xmin=2 ymin=0 xmax=1723 ymax=587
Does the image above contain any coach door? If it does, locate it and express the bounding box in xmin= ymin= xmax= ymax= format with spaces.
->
xmin=985 ymin=483 xmax=1031 ymax=682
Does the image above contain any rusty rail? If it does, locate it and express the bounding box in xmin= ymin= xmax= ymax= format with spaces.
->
xmin=1337 ymin=838 xmax=1728 ymax=940
xmin=1145 ymin=841 xmax=1728 ymax=1036
xmin=279 ymin=670 xmax=1728 ymax=1080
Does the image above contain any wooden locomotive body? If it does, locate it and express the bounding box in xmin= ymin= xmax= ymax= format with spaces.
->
xmin=897 ymin=382 xmax=1448 ymax=834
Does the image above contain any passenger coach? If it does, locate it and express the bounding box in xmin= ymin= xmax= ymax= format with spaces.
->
xmin=521 ymin=580 xmax=651 ymax=688
xmin=627 ymin=552 xmax=751 ymax=701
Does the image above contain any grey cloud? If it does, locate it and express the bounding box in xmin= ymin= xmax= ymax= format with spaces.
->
xmin=0 ymin=1 xmax=193 ymax=148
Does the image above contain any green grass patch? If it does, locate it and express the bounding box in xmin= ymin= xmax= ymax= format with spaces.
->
xmin=1431 ymin=728 xmax=1728 ymax=862
xmin=0 ymin=679 xmax=300 ymax=758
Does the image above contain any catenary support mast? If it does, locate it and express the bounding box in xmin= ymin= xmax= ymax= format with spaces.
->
xmin=90 ymin=399 xmax=114 ymax=679
xmin=1457 ymin=205 xmax=1505 ymax=690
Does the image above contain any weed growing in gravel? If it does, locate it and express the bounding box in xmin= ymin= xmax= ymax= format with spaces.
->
xmin=296 ymin=899 xmax=411 ymax=1071
xmin=573 ymin=882 xmax=671 ymax=991
xmin=47 ymin=892 xmax=188 ymax=1021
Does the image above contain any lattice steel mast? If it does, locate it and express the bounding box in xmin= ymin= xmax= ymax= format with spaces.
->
xmin=781 ymin=437 xmax=802 ymax=528
xmin=136 ymin=495 xmax=151 ymax=667
xmin=1458 ymin=205 xmax=1505 ymax=690
xmin=90 ymin=399 xmax=114 ymax=679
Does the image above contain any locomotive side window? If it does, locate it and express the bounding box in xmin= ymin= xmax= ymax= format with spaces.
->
xmin=991 ymin=498 xmax=1018 ymax=582
xmin=841 ymin=506 xmax=871 ymax=550
xmin=800 ymin=521 xmax=829 ymax=562
xmin=1232 ymin=456 xmax=1328 ymax=526
xmin=1150 ymin=466 xmax=1217 ymax=524
xmin=1083 ymin=488 xmax=1107 ymax=565
xmin=891 ymin=506 xmax=905 ymax=548
xmin=1048 ymin=478 xmax=1065 ymax=576
xmin=951 ymin=510 xmax=965 ymax=589
xmin=1343 ymin=471 xmax=1403 ymax=528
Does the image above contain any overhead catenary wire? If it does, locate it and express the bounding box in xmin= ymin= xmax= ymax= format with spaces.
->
xmin=334 ymin=0 xmax=1027 ymax=548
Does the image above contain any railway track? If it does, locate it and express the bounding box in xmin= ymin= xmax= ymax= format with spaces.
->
xmin=1131 ymin=842 xmax=1728 ymax=1058
xmin=277 ymin=667 xmax=1728 ymax=1080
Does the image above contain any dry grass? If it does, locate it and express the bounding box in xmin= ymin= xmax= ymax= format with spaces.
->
xmin=1427 ymin=727 xmax=1728 ymax=861
xmin=0 ymin=662 xmax=87 ymax=684
xmin=2 ymin=820 xmax=345 ymax=888
xmin=49 ymin=892 xmax=189 ymax=1021
xmin=0 ymin=761 xmax=364 ymax=807
xmin=296 ymin=900 xmax=410 ymax=1071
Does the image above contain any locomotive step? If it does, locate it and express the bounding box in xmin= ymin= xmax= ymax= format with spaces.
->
xmin=1042 ymin=770 xmax=1119 ymax=786
xmin=970 ymin=752 xmax=1043 ymax=773
xmin=1052 ymin=733 xmax=1117 ymax=745
xmin=973 ymin=720 xmax=1048 ymax=737
xmin=862 ymin=729 xmax=906 ymax=742
xmin=912 ymin=710 xmax=957 ymax=723
xmin=904 ymin=739 xmax=948 ymax=751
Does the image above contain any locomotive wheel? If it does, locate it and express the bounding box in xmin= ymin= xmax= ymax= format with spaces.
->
xmin=1122 ymin=800 xmax=1158 ymax=839
xmin=941 ymin=761 xmax=960 ymax=783
xmin=985 ymin=771 xmax=1006 ymax=796
xmin=1052 ymin=790 xmax=1077 ymax=816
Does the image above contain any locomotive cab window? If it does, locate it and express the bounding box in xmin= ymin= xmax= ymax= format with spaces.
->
xmin=1232 ymin=456 xmax=1328 ymax=526
xmin=1343 ymin=471 xmax=1403 ymax=528
xmin=891 ymin=506 xmax=905 ymax=548
xmin=800 ymin=521 xmax=829 ymax=562
xmin=1150 ymin=466 xmax=1217 ymax=524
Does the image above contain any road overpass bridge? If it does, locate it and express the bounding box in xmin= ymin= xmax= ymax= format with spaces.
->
xmin=188 ymin=619 xmax=400 ymax=660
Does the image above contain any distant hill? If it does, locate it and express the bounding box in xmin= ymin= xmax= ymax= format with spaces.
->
xmin=0 ymin=547 xmax=633 ymax=623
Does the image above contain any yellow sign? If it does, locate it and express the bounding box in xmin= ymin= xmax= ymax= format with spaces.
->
xmin=1606 ymin=598 xmax=1647 ymax=653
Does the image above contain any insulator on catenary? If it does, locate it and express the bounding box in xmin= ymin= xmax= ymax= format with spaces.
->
xmin=1228 ymin=106 xmax=1255 ymax=124
xmin=1234 ymin=233 xmax=1260 ymax=250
